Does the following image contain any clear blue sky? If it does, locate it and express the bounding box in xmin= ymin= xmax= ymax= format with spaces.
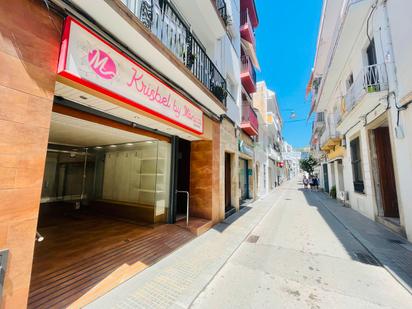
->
xmin=255 ymin=0 xmax=322 ymax=149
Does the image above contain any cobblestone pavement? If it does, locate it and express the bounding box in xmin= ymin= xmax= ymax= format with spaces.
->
xmin=87 ymin=179 xmax=412 ymax=308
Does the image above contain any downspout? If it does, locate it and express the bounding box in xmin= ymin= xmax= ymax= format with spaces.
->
xmin=379 ymin=0 xmax=404 ymax=136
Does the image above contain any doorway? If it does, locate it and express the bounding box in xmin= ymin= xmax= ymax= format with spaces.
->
xmin=225 ymin=153 xmax=232 ymax=212
xmin=176 ymin=138 xmax=191 ymax=219
xmin=374 ymin=127 xmax=399 ymax=218
xmin=323 ymin=163 xmax=329 ymax=193
xmin=29 ymin=109 xmax=186 ymax=308
xmin=239 ymin=158 xmax=249 ymax=202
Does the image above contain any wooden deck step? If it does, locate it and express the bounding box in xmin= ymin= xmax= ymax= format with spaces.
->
xmin=176 ymin=217 xmax=214 ymax=236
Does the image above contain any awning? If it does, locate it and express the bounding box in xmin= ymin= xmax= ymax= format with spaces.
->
xmin=241 ymin=39 xmax=260 ymax=71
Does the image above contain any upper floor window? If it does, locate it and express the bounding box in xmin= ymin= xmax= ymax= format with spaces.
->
xmin=346 ymin=73 xmax=354 ymax=90
xmin=366 ymin=39 xmax=377 ymax=66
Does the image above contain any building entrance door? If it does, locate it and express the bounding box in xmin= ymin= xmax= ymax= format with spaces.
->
xmin=374 ymin=127 xmax=399 ymax=218
xmin=225 ymin=153 xmax=232 ymax=211
xmin=176 ymin=138 xmax=191 ymax=219
xmin=323 ymin=163 xmax=329 ymax=193
xmin=239 ymin=159 xmax=249 ymax=202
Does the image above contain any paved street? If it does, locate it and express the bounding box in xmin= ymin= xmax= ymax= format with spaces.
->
xmin=87 ymin=179 xmax=412 ymax=309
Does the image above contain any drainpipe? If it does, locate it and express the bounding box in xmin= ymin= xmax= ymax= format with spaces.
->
xmin=379 ymin=0 xmax=403 ymax=136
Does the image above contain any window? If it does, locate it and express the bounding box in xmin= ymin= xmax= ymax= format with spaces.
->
xmin=346 ymin=73 xmax=354 ymax=90
xmin=350 ymin=137 xmax=364 ymax=193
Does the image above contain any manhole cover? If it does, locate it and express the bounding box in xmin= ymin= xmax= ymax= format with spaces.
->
xmin=247 ymin=235 xmax=260 ymax=243
xmin=353 ymin=252 xmax=380 ymax=266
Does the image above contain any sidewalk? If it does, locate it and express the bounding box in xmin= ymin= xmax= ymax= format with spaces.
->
xmin=86 ymin=185 xmax=287 ymax=308
xmin=312 ymin=191 xmax=412 ymax=294
xmin=85 ymin=181 xmax=412 ymax=308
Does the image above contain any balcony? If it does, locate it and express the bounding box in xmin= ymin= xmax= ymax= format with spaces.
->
xmin=240 ymin=9 xmax=255 ymax=45
xmin=240 ymin=0 xmax=259 ymax=28
xmin=241 ymin=55 xmax=257 ymax=94
xmin=320 ymin=116 xmax=345 ymax=160
xmin=241 ymin=103 xmax=259 ymax=136
xmin=121 ymin=0 xmax=227 ymax=105
xmin=344 ymin=63 xmax=388 ymax=112
xmin=314 ymin=112 xmax=325 ymax=131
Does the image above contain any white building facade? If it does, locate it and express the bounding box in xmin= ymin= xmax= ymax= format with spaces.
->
xmin=253 ymin=81 xmax=284 ymax=197
xmin=310 ymin=0 xmax=412 ymax=240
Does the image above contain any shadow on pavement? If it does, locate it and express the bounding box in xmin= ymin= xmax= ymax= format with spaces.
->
xmin=297 ymin=187 xmax=381 ymax=267
xmin=297 ymin=184 xmax=412 ymax=293
xmin=213 ymin=206 xmax=252 ymax=233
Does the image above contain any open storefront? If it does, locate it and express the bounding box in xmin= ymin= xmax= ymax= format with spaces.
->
xmin=27 ymin=16 xmax=216 ymax=308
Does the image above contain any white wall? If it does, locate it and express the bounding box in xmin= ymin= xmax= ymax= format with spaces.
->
xmin=383 ymin=0 xmax=412 ymax=239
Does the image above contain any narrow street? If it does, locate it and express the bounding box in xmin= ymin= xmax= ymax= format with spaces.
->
xmin=88 ymin=179 xmax=412 ymax=309
xmin=192 ymin=180 xmax=412 ymax=308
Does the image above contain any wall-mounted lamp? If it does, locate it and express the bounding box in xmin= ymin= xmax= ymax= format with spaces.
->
xmin=341 ymin=136 xmax=347 ymax=148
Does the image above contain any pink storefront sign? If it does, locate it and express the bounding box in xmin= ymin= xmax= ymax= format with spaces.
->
xmin=57 ymin=17 xmax=204 ymax=135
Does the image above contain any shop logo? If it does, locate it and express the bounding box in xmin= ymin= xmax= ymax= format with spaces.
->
xmin=88 ymin=49 xmax=117 ymax=80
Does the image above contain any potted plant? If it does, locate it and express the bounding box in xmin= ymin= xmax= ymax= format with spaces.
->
xmin=211 ymin=84 xmax=227 ymax=102
xmin=367 ymin=85 xmax=379 ymax=93
xmin=330 ymin=185 xmax=337 ymax=199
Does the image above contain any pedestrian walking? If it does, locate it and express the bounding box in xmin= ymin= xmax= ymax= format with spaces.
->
xmin=303 ymin=176 xmax=309 ymax=189
xmin=309 ymin=175 xmax=315 ymax=190
xmin=313 ymin=175 xmax=319 ymax=191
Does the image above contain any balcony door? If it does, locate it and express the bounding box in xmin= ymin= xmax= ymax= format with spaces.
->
xmin=366 ymin=39 xmax=379 ymax=87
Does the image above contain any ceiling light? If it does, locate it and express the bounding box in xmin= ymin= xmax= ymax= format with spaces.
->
xmin=126 ymin=143 xmax=133 ymax=146
xmin=95 ymin=146 xmax=103 ymax=149
xmin=109 ymin=145 xmax=117 ymax=148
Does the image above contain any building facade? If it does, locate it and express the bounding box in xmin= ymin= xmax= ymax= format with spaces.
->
xmin=253 ymin=81 xmax=284 ymax=196
xmin=0 ymin=0 xmax=243 ymax=307
xmin=309 ymin=0 xmax=412 ymax=241
xmin=238 ymin=0 xmax=259 ymax=204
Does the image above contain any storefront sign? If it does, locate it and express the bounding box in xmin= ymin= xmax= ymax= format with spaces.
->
xmin=58 ymin=17 xmax=203 ymax=134
xmin=239 ymin=140 xmax=254 ymax=157
xmin=282 ymin=152 xmax=302 ymax=161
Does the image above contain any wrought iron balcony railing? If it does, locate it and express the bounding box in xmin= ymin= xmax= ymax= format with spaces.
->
xmin=121 ymin=0 xmax=227 ymax=105
xmin=344 ymin=63 xmax=388 ymax=112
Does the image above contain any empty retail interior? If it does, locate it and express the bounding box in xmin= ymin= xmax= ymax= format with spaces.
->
xmin=28 ymin=107 xmax=195 ymax=308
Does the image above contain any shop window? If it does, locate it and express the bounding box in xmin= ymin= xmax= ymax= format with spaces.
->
xmin=350 ymin=137 xmax=364 ymax=193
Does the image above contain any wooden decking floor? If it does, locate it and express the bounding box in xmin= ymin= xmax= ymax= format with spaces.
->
xmin=28 ymin=214 xmax=194 ymax=309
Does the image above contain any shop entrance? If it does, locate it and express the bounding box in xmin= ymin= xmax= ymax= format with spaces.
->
xmin=225 ymin=153 xmax=232 ymax=211
xmin=176 ymin=138 xmax=191 ymax=220
xmin=28 ymin=108 xmax=193 ymax=308
xmin=373 ymin=126 xmax=399 ymax=219
xmin=239 ymin=158 xmax=249 ymax=203
xmin=323 ymin=163 xmax=329 ymax=193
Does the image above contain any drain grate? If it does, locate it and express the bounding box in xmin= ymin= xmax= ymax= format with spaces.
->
xmin=353 ymin=252 xmax=380 ymax=266
xmin=247 ymin=235 xmax=260 ymax=243
xmin=387 ymin=239 xmax=406 ymax=245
